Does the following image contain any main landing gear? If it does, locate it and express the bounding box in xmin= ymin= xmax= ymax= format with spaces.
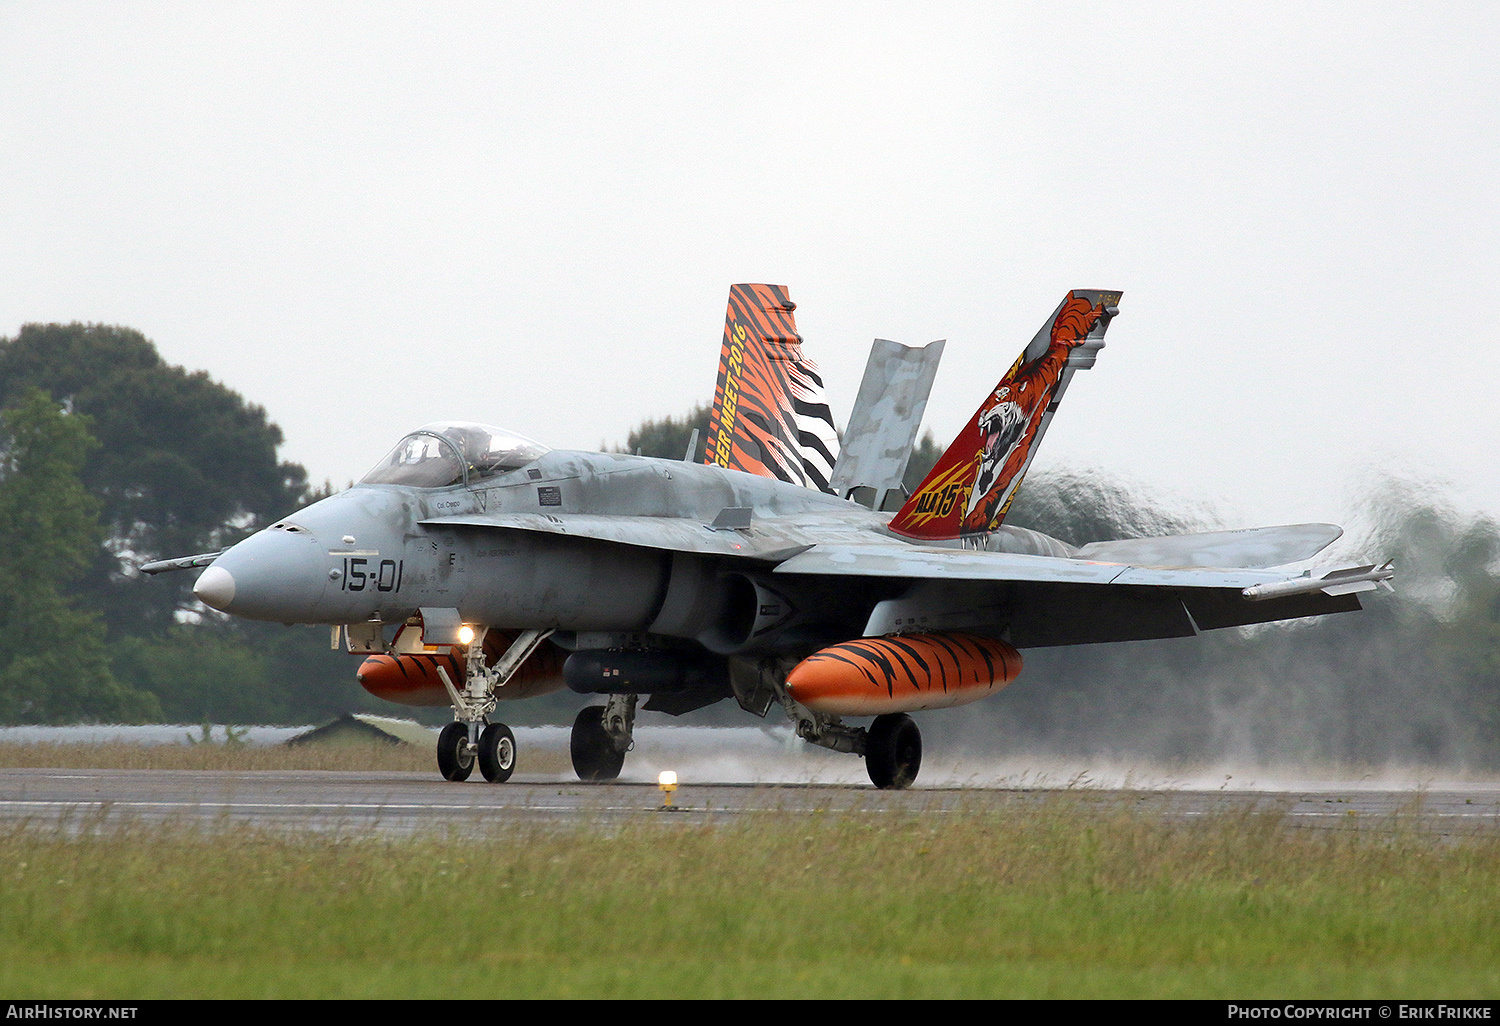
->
xmin=754 ymin=658 xmax=925 ymax=790
xmin=570 ymin=693 xmax=636 ymax=782
xmin=436 ymin=626 xmax=549 ymax=783
xmin=786 ymin=705 xmax=924 ymax=790
xmin=865 ymin=713 xmax=922 ymax=790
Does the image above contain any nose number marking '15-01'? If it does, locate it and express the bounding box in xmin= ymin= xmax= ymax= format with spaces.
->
xmin=332 ymin=551 xmax=404 ymax=593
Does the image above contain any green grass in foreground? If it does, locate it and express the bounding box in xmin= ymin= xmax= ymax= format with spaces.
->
xmin=1 ymin=802 xmax=1497 ymax=999
xmin=0 ymin=740 xmax=574 ymax=775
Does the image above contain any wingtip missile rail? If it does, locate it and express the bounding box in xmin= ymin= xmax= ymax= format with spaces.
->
xmin=1242 ymin=561 xmax=1395 ymax=602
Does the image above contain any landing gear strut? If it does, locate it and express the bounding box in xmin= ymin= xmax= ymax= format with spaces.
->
xmin=570 ymin=693 xmax=636 ymax=782
xmin=750 ymin=656 xmax=924 ymax=790
xmin=435 ymin=626 xmax=552 ymax=783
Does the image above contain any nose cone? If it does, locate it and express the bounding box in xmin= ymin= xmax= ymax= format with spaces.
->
xmin=198 ymin=528 xmax=331 ymax=622
xmin=194 ymin=566 xmax=236 ymax=610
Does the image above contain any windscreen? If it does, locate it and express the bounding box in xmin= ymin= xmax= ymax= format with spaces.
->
xmin=360 ymin=423 xmax=550 ymax=488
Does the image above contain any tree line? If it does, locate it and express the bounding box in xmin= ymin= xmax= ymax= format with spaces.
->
xmin=0 ymin=324 xmax=382 ymax=724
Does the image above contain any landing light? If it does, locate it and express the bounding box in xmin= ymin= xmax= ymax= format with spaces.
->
xmin=458 ymin=625 xmax=475 ymax=645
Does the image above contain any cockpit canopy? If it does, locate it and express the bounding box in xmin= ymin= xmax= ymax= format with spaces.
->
xmin=361 ymin=422 xmax=550 ymax=488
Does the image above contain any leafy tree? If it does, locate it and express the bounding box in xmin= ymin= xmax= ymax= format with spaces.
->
xmin=617 ymin=403 xmax=713 ymax=462
xmin=0 ymin=389 xmax=158 ymax=722
xmin=0 ymin=326 xmax=362 ymax=725
xmin=0 ymin=323 xmax=309 ymax=634
xmin=901 ymin=431 xmax=941 ymax=495
xmin=109 ymin=620 xmax=391 ymax=725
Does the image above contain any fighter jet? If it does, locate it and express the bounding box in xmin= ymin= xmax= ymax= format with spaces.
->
xmin=143 ymin=285 xmax=1393 ymax=788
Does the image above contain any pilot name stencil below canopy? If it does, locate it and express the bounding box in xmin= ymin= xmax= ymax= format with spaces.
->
xmin=145 ymin=284 xmax=1394 ymax=788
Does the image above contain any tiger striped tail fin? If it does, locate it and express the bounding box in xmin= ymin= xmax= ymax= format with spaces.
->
xmin=888 ymin=289 xmax=1122 ymax=541
xmin=703 ymin=284 xmax=839 ymax=492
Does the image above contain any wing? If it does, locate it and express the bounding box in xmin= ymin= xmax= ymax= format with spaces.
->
xmin=1076 ymin=523 xmax=1343 ymax=569
xmin=425 ymin=500 xmax=1388 ymax=649
xmin=773 ymin=541 xmax=1391 ymax=647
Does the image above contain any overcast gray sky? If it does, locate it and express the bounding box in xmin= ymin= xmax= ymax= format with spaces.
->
xmin=3 ymin=2 xmax=1496 ymax=532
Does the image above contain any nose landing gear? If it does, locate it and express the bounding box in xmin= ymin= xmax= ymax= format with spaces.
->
xmin=435 ymin=720 xmax=516 ymax=783
xmin=435 ymin=626 xmax=552 ymax=783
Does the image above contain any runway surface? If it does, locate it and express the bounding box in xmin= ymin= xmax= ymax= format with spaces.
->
xmin=4 ymin=766 xmax=1499 ymax=837
xmin=5 ymin=725 xmax=1499 ymax=836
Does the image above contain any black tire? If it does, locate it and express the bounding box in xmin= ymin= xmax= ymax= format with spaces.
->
xmin=437 ymin=721 xmax=474 ymax=782
xmin=477 ymin=722 xmax=516 ymax=783
xmin=570 ymin=706 xmax=625 ymax=782
xmin=865 ymin=713 xmax=921 ymax=790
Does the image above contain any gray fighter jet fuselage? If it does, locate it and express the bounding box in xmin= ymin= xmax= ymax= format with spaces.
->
xmin=149 ymin=286 xmax=1392 ymax=789
xmin=195 ymin=449 xmax=895 ymax=646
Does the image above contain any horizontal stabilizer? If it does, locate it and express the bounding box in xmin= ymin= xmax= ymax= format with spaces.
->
xmin=1076 ymin=524 xmax=1343 ymax=570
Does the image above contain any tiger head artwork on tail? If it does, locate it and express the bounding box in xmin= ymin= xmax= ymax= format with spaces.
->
xmin=888 ymin=290 xmax=1121 ymax=542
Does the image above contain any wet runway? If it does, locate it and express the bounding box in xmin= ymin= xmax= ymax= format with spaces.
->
xmin=3 ymin=767 xmax=1499 ymax=837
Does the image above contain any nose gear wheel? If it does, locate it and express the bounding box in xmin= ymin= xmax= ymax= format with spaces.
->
xmin=437 ymin=721 xmax=475 ymax=781
xmin=477 ymin=722 xmax=516 ymax=783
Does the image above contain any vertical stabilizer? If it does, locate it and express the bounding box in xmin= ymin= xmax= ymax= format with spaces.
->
xmin=829 ymin=338 xmax=946 ymax=510
xmin=888 ymin=290 xmax=1121 ymax=541
xmin=704 ymin=284 xmax=839 ymax=491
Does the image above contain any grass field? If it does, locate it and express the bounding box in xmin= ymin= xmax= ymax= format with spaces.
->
xmin=1 ymin=790 xmax=1497 ymax=998
xmin=0 ymin=739 xmax=574 ymax=776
